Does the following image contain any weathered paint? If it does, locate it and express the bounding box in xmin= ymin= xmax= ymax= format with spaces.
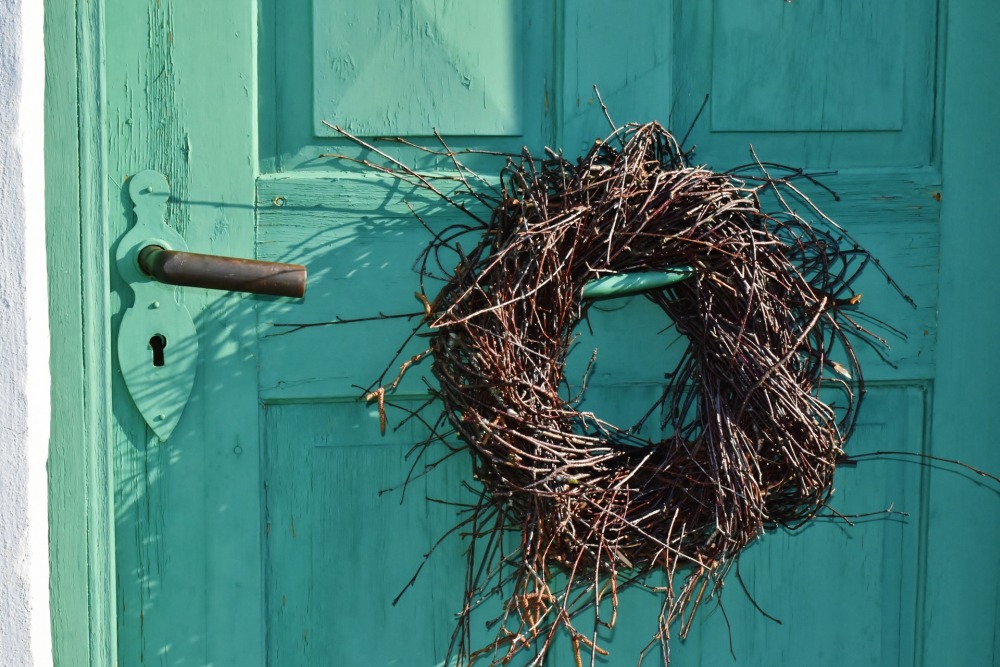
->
xmin=925 ymin=1 xmax=1000 ymax=664
xmin=254 ymin=169 xmax=940 ymax=402
xmin=104 ymin=1 xmax=263 ymax=664
xmin=255 ymin=1 xmax=950 ymax=663
xmin=313 ymin=1 xmax=524 ymax=137
xmin=44 ymin=0 xmax=1000 ymax=666
xmin=672 ymin=0 xmax=939 ymax=169
xmin=45 ymin=1 xmax=89 ymax=663
xmin=114 ymin=171 xmax=201 ymax=440
xmin=262 ymin=0 xmax=555 ymax=173
xmin=44 ymin=0 xmax=118 ymax=665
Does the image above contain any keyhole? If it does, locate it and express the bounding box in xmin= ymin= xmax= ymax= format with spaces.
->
xmin=150 ymin=334 xmax=167 ymax=367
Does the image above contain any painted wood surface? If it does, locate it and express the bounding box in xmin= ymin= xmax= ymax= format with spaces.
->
xmin=103 ymin=2 xmax=263 ymax=665
xmin=44 ymin=0 xmax=118 ymax=665
xmin=672 ymin=0 xmax=939 ymax=169
xmin=256 ymin=1 xmax=945 ymax=664
xmin=313 ymin=0 xmax=524 ymax=136
xmin=547 ymin=386 xmax=927 ymax=665
xmin=261 ymin=0 xmax=554 ymax=174
xmin=925 ymin=2 xmax=1000 ymax=665
xmin=76 ymin=1 xmax=999 ymax=666
xmin=254 ymin=168 xmax=940 ymax=403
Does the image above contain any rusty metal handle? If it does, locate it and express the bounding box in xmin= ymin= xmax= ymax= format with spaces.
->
xmin=138 ymin=245 xmax=307 ymax=298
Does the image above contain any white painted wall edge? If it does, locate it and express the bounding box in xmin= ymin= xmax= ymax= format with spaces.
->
xmin=0 ymin=0 xmax=51 ymax=664
xmin=23 ymin=0 xmax=52 ymax=665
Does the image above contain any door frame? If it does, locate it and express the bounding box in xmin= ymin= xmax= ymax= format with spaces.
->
xmin=45 ymin=0 xmax=117 ymax=664
xmin=44 ymin=0 xmax=1000 ymax=665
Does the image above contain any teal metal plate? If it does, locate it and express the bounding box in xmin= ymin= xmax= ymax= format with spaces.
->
xmin=115 ymin=171 xmax=199 ymax=440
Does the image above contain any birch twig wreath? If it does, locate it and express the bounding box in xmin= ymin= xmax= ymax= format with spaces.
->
xmin=315 ymin=120 xmax=911 ymax=665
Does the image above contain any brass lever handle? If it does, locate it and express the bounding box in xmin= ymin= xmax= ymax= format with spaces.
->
xmin=138 ymin=245 xmax=307 ymax=298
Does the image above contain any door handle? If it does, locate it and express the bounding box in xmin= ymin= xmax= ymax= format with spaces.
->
xmin=138 ymin=245 xmax=306 ymax=298
xmin=115 ymin=170 xmax=307 ymax=440
xmin=581 ymin=269 xmax=692 ymax=300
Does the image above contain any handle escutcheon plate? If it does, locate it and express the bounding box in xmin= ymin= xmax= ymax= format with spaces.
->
xmin=116 ymin=171 xmax=199 ymax=440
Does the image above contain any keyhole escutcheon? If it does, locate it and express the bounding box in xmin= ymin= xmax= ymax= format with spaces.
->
xmin=150 ymin=334 xmax=167 ymax=367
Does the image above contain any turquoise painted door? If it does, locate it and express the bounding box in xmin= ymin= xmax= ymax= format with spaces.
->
xmin=103 ymin=1 xmax=997 ymax=666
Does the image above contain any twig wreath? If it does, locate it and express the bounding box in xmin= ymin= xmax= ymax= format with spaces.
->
xmin=303 ymin=115 xmax=918 ymax=665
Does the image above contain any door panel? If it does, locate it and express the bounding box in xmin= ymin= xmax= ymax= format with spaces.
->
xmin=681 ymin=387 xmax=925 ymax=666
xmin=263 ymin=0 xmax=554 ymax=173
xmin=256 ymin=2 xmax=940 ymax=665
xmin=558 ymin=1 xmax=675 ymax=148
xmin=264 ymin=400 xmax=466 ymax=663
xmin=312 ymin=1 xmax=525 ymax=137
xmin=546 ymin=386 xmax=927 ymax=664
xmin=711 ymin=1 xmax=908 ymax=133
xmin=672 ymin=0 xmax=938 ymax=168
xmin=107 ymin=0 xmax=959 ymax=665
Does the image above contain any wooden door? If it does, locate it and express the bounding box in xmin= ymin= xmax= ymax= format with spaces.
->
xmin=102 ymin=1 xmax=994 ymax=666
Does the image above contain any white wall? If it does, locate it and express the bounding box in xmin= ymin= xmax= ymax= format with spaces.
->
xmin=0 ymin=1 xmax=51 ymax=665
